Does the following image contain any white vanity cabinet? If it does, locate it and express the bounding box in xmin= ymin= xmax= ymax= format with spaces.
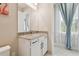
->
xmin=18 ymin=34 xmax=47 ymax=56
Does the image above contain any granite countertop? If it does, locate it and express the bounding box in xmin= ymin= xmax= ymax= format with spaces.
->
xmin=18 ymin=33 xmax=47 ymax=40
xmin=17 ymin=31 xmax=48 ymax=36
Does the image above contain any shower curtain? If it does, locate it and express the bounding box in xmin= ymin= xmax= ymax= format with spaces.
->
xmin=54 ymin=3 xmax=79 ymax=50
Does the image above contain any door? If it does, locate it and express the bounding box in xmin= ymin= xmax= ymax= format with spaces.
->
xmin=31 ymin=38 xmax=41 ymax=56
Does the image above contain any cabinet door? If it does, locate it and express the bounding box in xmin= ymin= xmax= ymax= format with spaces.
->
xmin=31 ymin=38 xmax=41 ymax=56
xmin=18 ymin=38 xmax=30 ymax=56
xmin=39 ymin=36 xmax=47 ymax=55
xmin=42 ymin=36 xmax=47 ymax=55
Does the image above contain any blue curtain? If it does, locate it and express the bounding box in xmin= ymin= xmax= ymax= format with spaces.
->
xmin=58 ymin=3 xmax=78 ymax=49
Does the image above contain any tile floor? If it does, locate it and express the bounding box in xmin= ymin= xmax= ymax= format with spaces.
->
xmin=53 ymin=46 xmax=79 ymax=56
xmin=45 ymin=51 xmax=52 ymax=56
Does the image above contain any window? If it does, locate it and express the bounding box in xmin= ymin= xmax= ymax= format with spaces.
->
xmin=59 ymin=11 xmax=66 ymax=32
xmin=59 ymin=6 xmax=79 ymax=33
xmin=71 ymin=6 xmax=78 ymax=32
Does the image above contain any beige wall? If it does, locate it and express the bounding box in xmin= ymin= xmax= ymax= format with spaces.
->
xmin=30 ymin=3 xmax=54 ymax=54
xmin=0 ymin=4 xmax=18 ymax=55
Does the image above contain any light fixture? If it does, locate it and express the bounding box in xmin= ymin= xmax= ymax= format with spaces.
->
xmin=34 ymin=3 xmax=38 ymax=6
xmin=26 ymin=3 xmax=37 ymax=10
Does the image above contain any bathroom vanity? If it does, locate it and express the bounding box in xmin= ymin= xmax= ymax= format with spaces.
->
xmin=18 ymin=32 xmax=48 ymax=56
